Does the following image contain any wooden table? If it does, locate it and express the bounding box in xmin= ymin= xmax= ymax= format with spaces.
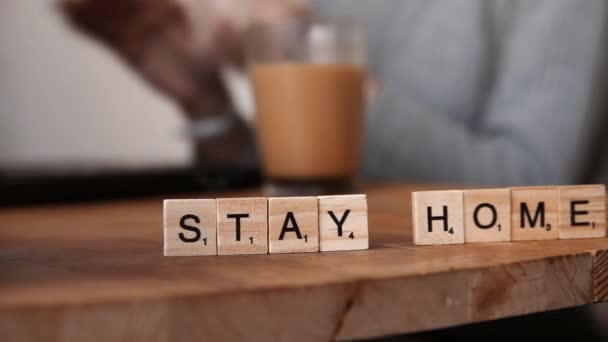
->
xmin=2 ymin=184 xmax=607 ymax=341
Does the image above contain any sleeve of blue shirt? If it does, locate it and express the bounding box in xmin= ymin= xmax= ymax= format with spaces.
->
xmin=357 ymin=0 xmax=606 ymax=186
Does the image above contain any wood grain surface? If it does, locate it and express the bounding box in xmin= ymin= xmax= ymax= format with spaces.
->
xmin=268 ymin=196 xmax=319 ymax=254
xmin=217 ymin=197 xmax=268 ymax=255
xmin=1 ymin=184 xmax=608 ymax=341
xmin=318 ymin=194 xmax=369 ymax=252
xmin=558 ymin=184 xmax=606 ymax=239
xmin=464 ymin=188 xmax=511 ymax=243
xmin=163 ymin=199 xmax=217 ymax=256
xmin=412 ymin=190 xmax=465 ymax=245
xmin=511 ymin=187 xmax=559 ymax=241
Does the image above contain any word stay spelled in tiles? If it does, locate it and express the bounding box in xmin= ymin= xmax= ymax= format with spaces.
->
xmin=163 ymin=194 xmax=369 ymax=256
xmin=412 ymin=184 xmax=606 ymax=245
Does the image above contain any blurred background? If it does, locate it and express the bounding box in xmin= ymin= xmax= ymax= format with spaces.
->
xmin=1 ymin=0 xmax=608 ymax=339
xmin=2 ymin=0 xmax=607 ymax=205
xmin=0 ymin=1 xmax=200 ymax=204
xmin=0 ymin=1 xmax=190 ymax=169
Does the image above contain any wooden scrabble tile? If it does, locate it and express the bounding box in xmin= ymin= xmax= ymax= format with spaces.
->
xmin=318 ymin=194 xmax=368 ymax=252
xmin=268 ymin=197 xmax=319 ymax=254
xmin=217 ymin=197 xmax=268 ymax=255
xmin=558 ymin=184 xmax=606 ymax=239
xmin=163 ymin=199 xmax=217 ymax=256
xmin=511 ymin=187 xmax=558 ymax=241
xmin=412 ymin=190 xmax=465 ymax=245
xmin=464 ymin=188 xmax=511 ymax=243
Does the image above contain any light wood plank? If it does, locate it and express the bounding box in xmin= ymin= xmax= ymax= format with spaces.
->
xmin=464 ymin=188 xmax=511 ymax=243
xmin=318 ymin=194 xmax=369 ymax=252
xmin=163 ymin=199 xmax=217 ymax=256
xmin=217 ymin=197 xmax=268 ymax=255
xmin=268 ymin=197 xmax=319 ymax=254
xmin=511 ymin=187 xmax=559 ymax=241
xmin=558 ymin=184 xmax=606 ymax=239
xmin=412 ymin=190 xmax=465 ymax=245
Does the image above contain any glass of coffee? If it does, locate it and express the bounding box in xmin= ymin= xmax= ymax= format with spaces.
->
xmin=247 ymin=17 xmax=367 ymax=196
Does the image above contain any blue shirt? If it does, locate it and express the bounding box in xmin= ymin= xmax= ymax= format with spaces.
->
xmin=317 ymin=0 xmax=608 ymax=186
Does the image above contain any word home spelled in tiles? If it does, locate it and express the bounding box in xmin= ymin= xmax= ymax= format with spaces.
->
xmin=412 ymin=184 xmax=606 ymax=245
xmin=163 ymin=195 xmax=369 ymax=256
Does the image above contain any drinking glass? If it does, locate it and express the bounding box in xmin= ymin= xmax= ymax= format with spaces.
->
xmin=247 ymin=17 xmax=367 ymax=196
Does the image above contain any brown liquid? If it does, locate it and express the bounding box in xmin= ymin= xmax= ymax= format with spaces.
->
xmin=251 ymin=63 xmax=365 ymax=180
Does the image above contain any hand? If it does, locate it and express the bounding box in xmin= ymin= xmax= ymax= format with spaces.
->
xmin=60 ymin=0 xmax=309 ymax=116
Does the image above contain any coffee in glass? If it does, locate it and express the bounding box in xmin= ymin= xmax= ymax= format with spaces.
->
xmin=247 ymin=18 xmax=367 ymax=195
